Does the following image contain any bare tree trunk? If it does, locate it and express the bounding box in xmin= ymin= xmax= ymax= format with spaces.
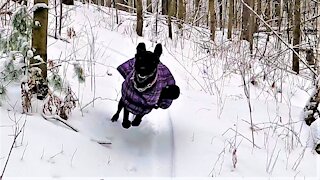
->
xmin=172 ymin=0 xmax=177 ymax=17
xmin=292 ymin=0 xmax=300 ymax=73
xmin=113 ymin=0 xmax=119 ymax=24
xmin=59 ymin=0 xmax=62 ymax=36
xmin=195 ymin=0 xmax=200 ymax=12
xmin=162 ymin=0 xmax=168 ymax=15
xmin=136 ymin=0 xmax=143 ymax=36
xmin=275 ymin=0 xmax=281 ymax=28
xmin=285 ymin=0 xmax=292 ymax=43
xmin=254 ymin=0 xmax=261 ymax=32
xmin=147 ymin=0 xmax=152 ymax=12
xmin=62 ymin=0 xmax=74 ymax=5
xmin=54 ymin=0 xmax=58 ymax=38
xmin=194 ymin=0 xmax=200 ymax=26
xmin=32 ymin=0 xmax=49 ymax=99
xmin=177 ymin=0 xmax=185 ymax=30
xmin=227 ymin=0 xmax=234 ymax=39
xmin=32 ymin=0 xmax=48 ymax=80
xmin=241 ymin=0 xmax=253 ymax=51
xmin=317 ymin=0 xmax=320 ymax=75
xmin=218 ymin=0 xmax=222 ymax=29
xmin=116 ymin=0 xmax=128 ymax=11
xmin=235 ymin=0 xmax=240 ymax=30
xmin=128 ymin=0 xmax=132 ymax=12
xmin=265 ymin=0 xmax=271 ymax=21
xmin=209 ymin=0 xmax=216 ymax=40
xmin=105 ymin=0 xmax=111 ymax=7
xmin=155 ymin=0 xmax=159 ymax=39
xmin=168 ymin=0 xmax=174 ymax=39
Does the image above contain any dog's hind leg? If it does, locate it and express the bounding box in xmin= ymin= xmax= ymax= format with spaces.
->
xmin=122 ymin=108 xmax=131 ymax=129
xmin=111 ymin=100 xmax=124 ymax=122
xmin=131 ymin=115 xmax=143 ymax=126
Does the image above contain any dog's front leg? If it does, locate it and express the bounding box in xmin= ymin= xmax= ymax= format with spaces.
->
xmin=122 ymin=108 xmax=131 ymax=129
xmin=132 ymin=114 xmax=143 ymax=126
xmin=111 ymin=100 xmax=124 ymax=122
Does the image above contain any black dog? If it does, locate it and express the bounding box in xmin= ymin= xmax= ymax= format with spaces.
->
xmin=111 ymin=43 xmax=180 ymax=128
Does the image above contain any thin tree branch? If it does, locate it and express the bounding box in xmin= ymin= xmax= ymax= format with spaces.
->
xmin=222 ymin=128 xmax=262 ymax=149
xmin=1 ymin=120 xmax=27 ymax=179
xmin=0 ymin=0 xmax=9 ymax=10
xmin=41 ymin=113 xmax=79 ymax=132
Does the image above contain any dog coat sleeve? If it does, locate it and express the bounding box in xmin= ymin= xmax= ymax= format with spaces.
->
xmin=117 ymin=58 xmax=135 ymax=79
xmin=157 ymin=85 xmax=175 ymax=109
xmin=157 ymin=64 xmax=176 ymax=109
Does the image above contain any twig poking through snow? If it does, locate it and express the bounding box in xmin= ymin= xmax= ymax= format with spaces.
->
xmin=107 ymin=155 xmax=111 ymax=165
xmin=70 ymin=148 xmax=77 ymax=167
xmin=40 ymin=148 xmax=45 ymax=160
xmin=292 ymin=147 xmax=306 ymax=171
xmin=20 ymin=142 xmax=28 ymax=161
xmin=222 ymin=128 xmax=261 ymax=149
xmin=48 ymin=144 xmax=64 ymax=163
xmin=80 ymin=97 xmax=118 ymax=111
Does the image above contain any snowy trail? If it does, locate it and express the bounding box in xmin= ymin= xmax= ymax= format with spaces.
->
xmin=149 ymin=110 xmax=175 ymax=176
xmin=65 ymin=103 xmax=176 ymax=177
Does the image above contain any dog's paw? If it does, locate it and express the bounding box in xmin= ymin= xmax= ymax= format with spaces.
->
xmin=315 ymin=143 xmax=320 ymax=154
xmin=122 ymin=120 xmax=131 ymax=129
xmin=131 ymin=118 xmax=142 ymax=126
xmin=111 ymin=114 xmax=119 ymax=122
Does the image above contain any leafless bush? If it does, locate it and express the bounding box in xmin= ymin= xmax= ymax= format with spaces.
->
xmin=1 ymin=112 xmax=27 ymax=179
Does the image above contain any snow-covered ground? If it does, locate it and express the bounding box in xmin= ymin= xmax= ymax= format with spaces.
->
xmin=0 ymin=2 xmax=319 ymax=179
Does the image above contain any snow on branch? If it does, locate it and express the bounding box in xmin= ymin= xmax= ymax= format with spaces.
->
xmin=32 ymin=3 xmax=49 ymax=12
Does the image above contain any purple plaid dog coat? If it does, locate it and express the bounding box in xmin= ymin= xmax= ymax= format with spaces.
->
xmin=117 ymin=58 xmax=175 ymax=115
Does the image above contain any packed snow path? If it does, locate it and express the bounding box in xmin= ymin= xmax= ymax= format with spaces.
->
xmin=66 ymin=105 xmax=176 ymax=176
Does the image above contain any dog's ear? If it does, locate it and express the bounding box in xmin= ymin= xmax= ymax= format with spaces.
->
xmin=154 ymin=43 xmax=162 ymax=58
xmin=136 ymin=43 xmax=146 ymax=54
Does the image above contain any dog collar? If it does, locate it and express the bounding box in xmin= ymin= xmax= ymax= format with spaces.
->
xmin=135 ymin=68 xmax=157 ymax=83
xmin=132 ymin=71 xmax=158 ymax=92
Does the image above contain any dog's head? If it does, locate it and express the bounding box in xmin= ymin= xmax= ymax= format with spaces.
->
xmin=134 ymin=43 xmax=162 ymax=78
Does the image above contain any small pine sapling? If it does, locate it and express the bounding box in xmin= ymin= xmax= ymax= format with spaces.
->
xmin=48 ymin=60 xmax=63 ymax=91
xmin=73 ymin=63 xmax=85 ymax=83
